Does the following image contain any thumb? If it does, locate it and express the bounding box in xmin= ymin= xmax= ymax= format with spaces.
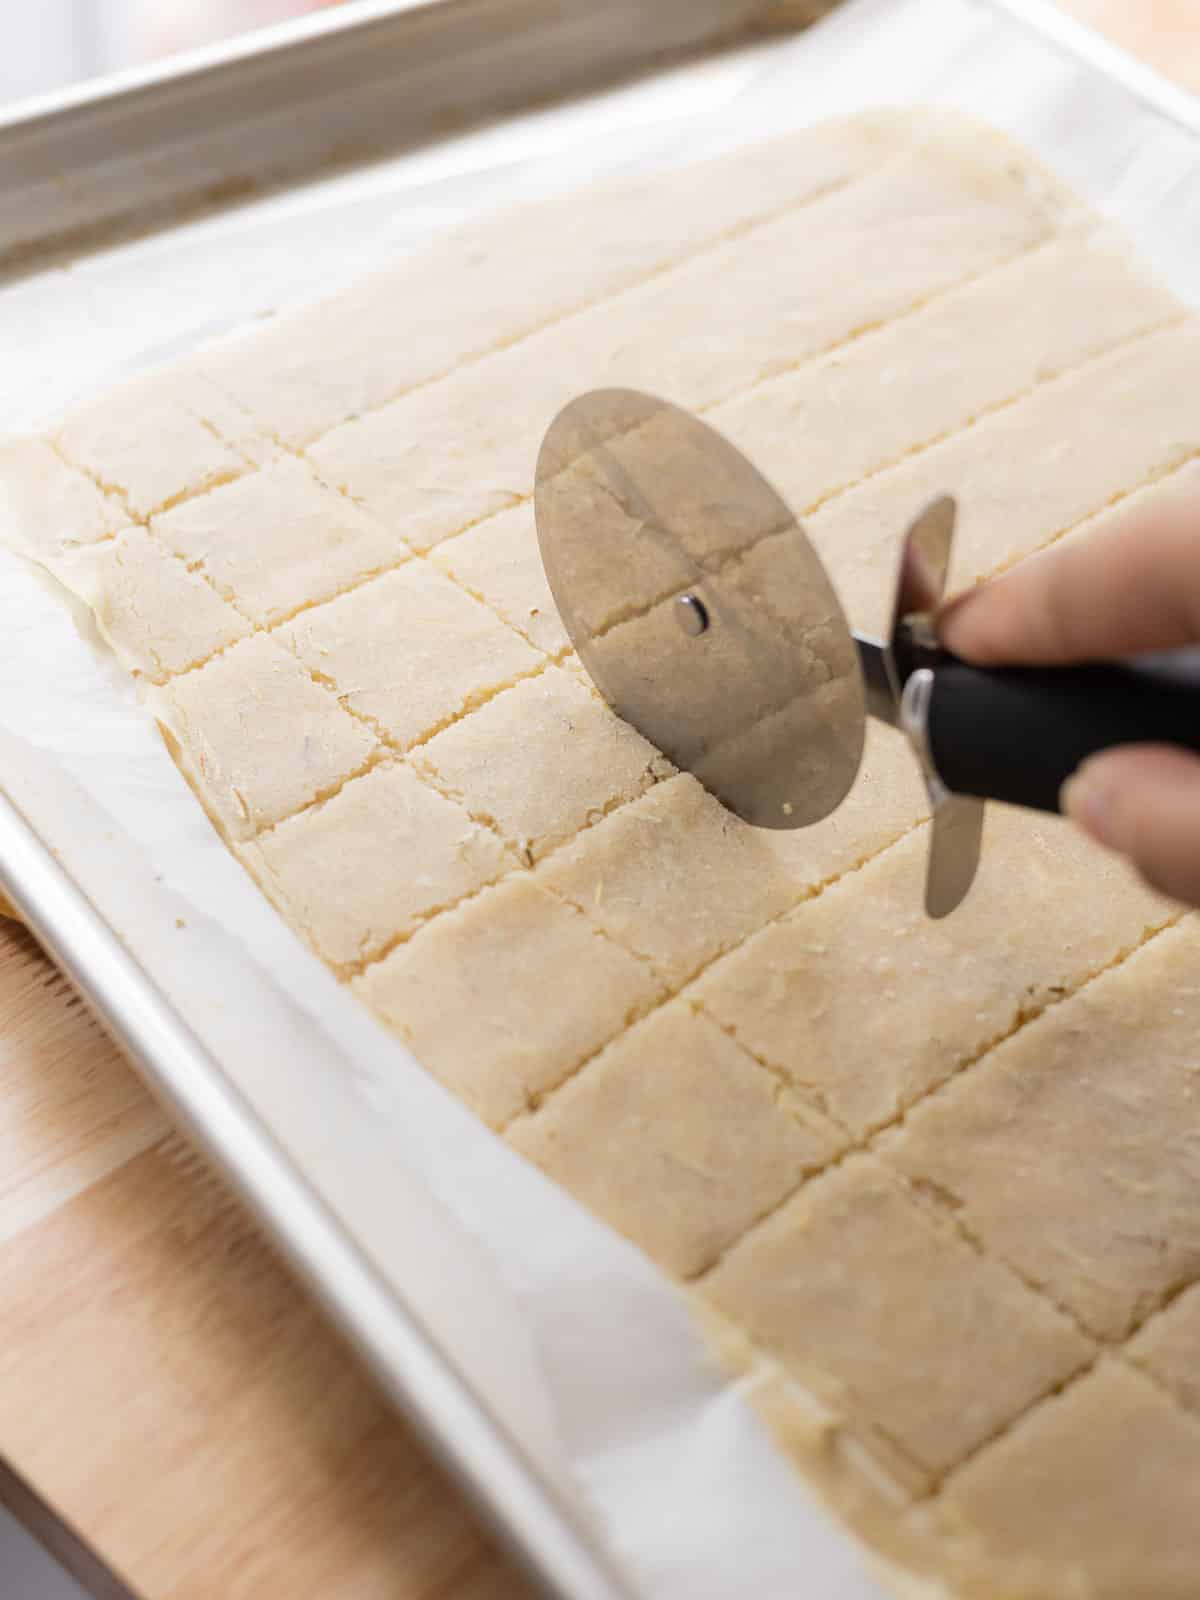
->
xmin=1063 ymin=744 xmax=1200 ymax=907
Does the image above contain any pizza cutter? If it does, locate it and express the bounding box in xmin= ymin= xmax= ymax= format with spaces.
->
xmin=533 ymin=388 xmax=1200 ymax=917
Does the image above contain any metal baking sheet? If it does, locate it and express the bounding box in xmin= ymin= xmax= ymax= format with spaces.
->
xmin=0 ymin=0 xmax=831 ymax=265
xmin=1 ymin=4 xmax=1197 ymax=1598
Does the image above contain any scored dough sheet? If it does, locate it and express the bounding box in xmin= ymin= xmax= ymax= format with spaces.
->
xmin=4 ymin=108 xmax=1200 ymax=1599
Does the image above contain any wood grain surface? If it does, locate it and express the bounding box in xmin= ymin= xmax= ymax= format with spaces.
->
xmin=0 ymin=5 xmax=1193 ymax=1597
xmin=0 ymin=922 xmax=529 ymax=1598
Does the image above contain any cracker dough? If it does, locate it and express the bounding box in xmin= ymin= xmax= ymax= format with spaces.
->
xmin=695 ymin=806 xmax=1171 ymax=1136
xmin=55 ymin=366 xmax=266 ymax=520
xmin=539 ymin=773 xmax=817 ymax=987
xmin=431 ymin=502 xmax=570 ymax=655
xmin=0 ymin=437 xmax=126 ymax=561
xmin=541 ymin=722 xmax=928 ymax=987
xmin=278 ymin=559 xmax=541 ymax=751
xmin=933 ymin=1361 xmax=1200 ymax=1600
xmin=56 ymin=527 xmax=251 ymax=681
xmin=197 ymin=112 xmax=905 ymax=448
xmin=702 ymin=1155 xmax=1092 ymax=1476
xmin=414 ymin=664 xmax=671 ymax=863
xmin=245 ymin=760 xmax=514 ymax=969
xmin=309 ymin=131 xmax=1068 ymax=550
xmin=153 ymin=633 xmax=377 ymax=839
xmin=711 ymin=230 xmax=1179 ymax=519
xmin=355 ymin=875 xmax=664 ymax=1128
xmin=1128 ymin=1279 xmax=1200 ymax=1418
xmin=508 ymin=1002 xmax=846 ymax=1278
xmin=882 ymin=921 xmax=1200 ymax=1342
xmin=154 ymin=454 xmax=401 ymax=627
xmin=6 ymin=109 xmax=1200 ymax=1599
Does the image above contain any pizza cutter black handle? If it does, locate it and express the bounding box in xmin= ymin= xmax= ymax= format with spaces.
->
xmin=924 ymin=651 xmax=1200 ymax=813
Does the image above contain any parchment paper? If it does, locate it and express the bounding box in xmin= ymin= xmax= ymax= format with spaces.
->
xmin=1 ymin=2 xmax=1197 ymax=1595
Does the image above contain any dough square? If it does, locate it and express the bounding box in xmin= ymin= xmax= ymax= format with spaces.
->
xmin=0 ymin=436 xmax=125 ymax=561
xmin=172 ymin=364 xmax=282 ymax=469
xmin=54 ymin=368 xmax=262 ymax=519
xmin=539 ymin=775 xmax=802 ymax=987
xmin=55 ymin=527 xmax=251 ymax=681
xmin=1128 ymin=1281 xmax=1200 ymax=1416
xmin=935 ymin=1361 xmax=1200 ymax=1599
xmin=279 ymin=561 xmax=541 ymax=751
xmin=245 ymin=761 xmax=513 ymax=970
xmin=154 ymin=633 xmax=377 ymax=840
xmin=415 ymin=665 xmax=670 ymax=863
xmin=696 ymin=807 xmax=1172 ymax=1137
xmin=355 ymin=875 xmax=664 ymax=1128
xmin=507 ymin=1002 xmax=844 ymax=1277
xmin=432 ymin=501 xmax=569 ymax=656
xmin=882 ymin=920 xmax=1200 ymax=1341
xmin=307 ymin=323 xmax=576 ymax=553
xmin=154 ymin=455 xmax=402 ymax=627
xmin=540 ymin=723 xmax=926 ymax=989
xmin=702 ymin=1154 xmax=1092 ymax=1476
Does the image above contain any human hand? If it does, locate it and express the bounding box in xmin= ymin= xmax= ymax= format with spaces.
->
xmin=939 ymin=491 xmax=1200 ymax=906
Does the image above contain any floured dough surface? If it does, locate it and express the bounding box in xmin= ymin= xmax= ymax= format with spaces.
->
xmin=508 ymin=1002 xmax=847 ymax=1278
xmin=58 ymin=527 xmax=252 ymax=680
xmin=415 ymin=665 xmax=670 ymax=863
xmin=932 ymin=1360 xmax=1200 ymax=1600
xmin=246 ymin=760 xmax=515 ymax=969
xmin=356 ymin=875 xmax=665 ymax=1128
xmin=695 ymin=805 xmax=1174 ymax=1137
xmin=278 ymin=560 xmax=541 ymax=751
xmin=432 ymin=502 xmax=570 ymax=655
xmin=153 ymin=633 xmax=377 ymax=839
xmin=704 ymin=1153 xmax=1092 ymax=1477
xmin=5 ymin=109 xmax=1200 ymax=1599
xmin=0 ymin=437 xmax=126 ymax=560
xmin=881 ymin=922 xmax=1200 ymax=1343
xmin=154 ymin=454 xmax=402 ymax=626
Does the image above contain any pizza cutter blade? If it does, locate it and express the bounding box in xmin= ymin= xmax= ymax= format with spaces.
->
xmin=882 ymin=495 xmax=985 ymax=919
xmin=533 ymin=388 xmax=866 ymax=830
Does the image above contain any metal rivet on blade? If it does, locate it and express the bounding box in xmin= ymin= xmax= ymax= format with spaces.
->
xmin=675 ymin=595 xmax=709 ymax=636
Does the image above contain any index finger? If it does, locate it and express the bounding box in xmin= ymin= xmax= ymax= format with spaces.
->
xmin=938 ymin=484 xmax=1200 ymax=666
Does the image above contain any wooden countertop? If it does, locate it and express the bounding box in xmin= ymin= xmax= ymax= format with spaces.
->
xmin=0 ymin=921 xmax=529 ymax=1598
xmin=1 ymin=6 xmax=1195 ymax=1597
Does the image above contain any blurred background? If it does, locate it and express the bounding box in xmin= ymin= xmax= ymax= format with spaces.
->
xmin=0 ymin=0 xmax=353 ymax=106
xmin=1 ymin=3 xmax=1198 ymax=114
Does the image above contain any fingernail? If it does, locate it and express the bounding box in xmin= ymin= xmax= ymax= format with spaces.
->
xmin=1061 ymin=763 xmax=1117 ymax=849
